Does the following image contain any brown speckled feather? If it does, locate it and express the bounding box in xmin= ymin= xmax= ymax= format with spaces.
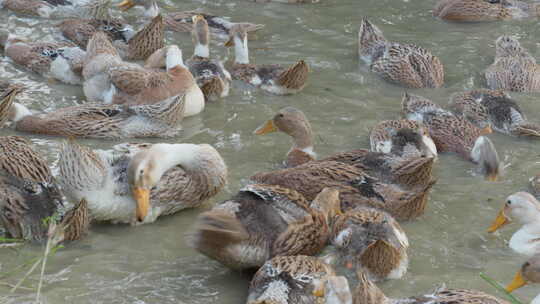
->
xmin=126 ymin=14 xmax=164 ymax=60
xmin=0 ymin=136 xmax=54 ymax=184
xmin=2 ymin=0 xmax=51 ymax=16
xmin=58 ymin=18 xmax=128 ymax=49
xmin=433 ymin=0 xmax=512 ymax=21
xmin=5 ymin=40 xmax=74 ymax=75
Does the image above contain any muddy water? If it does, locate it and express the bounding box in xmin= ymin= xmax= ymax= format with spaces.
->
xmin=1 ymin=0 xmax=540 ymax=303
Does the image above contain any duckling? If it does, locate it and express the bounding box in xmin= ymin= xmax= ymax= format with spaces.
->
xmin=358 ymin=18 xmax=444 ymax=88
xmin=505 ymin=254 xmax=540 ymax=304
xmin=225 ymin=24 xmax=309 ymax=95
xmin=116 ymin=0 xmax=263 ymax=39
xmin=488 ymin=191 xmax=540 ymax=256
xmin=402 ymin=93 xmax=500 ymax=181
xmin=58 ymin=140 xmax=227 ymax=224
xmin=485 ymin=35 xmax=540 ymax=92
xmin=192 ymin=186 xmax=340 ymax=270
xmin=450 ymin=89 xmax=540 ymax=137
xmin=247 ymin=255 xmax=337 ymax=304
xmin=0 ymin=136 xmax=89 ymax=241
xmin=433 ymin=0 xmax=539 ymax=22
xmin=348 ymin=269 xmax=508 ymax=304
xmin=186 ymin=15 xmax=231 ymax=101
xmin=331 ymin=207 xmax=409 ymax=281
xmin=369 ymin=119 xmax=438 ymax=158
xmin=254 ymin=107 xmax=436 ymax=189
xmin=0 ymin=31 xmax=85 ymax=85
xmin=250 ymin=160 xmax=435 ymax=221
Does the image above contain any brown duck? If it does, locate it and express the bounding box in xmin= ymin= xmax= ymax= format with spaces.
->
xmin=192 ymin=186 xmax=340 ymax=270
xmin=433 ymin=0 xmax=540 ymax=22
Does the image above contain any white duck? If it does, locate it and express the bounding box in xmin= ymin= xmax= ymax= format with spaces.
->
xmin=57 ymin=141 xmax=227 ymax=224
xmin=488 ymin=192 xmax=540 ymax=256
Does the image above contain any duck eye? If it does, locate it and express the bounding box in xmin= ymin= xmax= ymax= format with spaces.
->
xmin=278 ymin=113 xmax=284 ymax=118
xmin=506 ymin=199 xmax=512 ymax=205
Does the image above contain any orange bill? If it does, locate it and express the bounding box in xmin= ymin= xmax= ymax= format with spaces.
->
xmin=487 ymin=208 xmax=510 ymax=233
xmin=254 ymin=119 xmax=277 ymax=135
xmin=312 ymin=279 xmax=325 ymax=297
xmin=485 ymin=173 xmax=498 ymax=182
xmin=506 ymin=270 xmax=527 ymax=292
xmin=132 ymin=187 xmax=150 ymax=221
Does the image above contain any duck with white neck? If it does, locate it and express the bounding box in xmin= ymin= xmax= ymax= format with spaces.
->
xmin=117 ymin=0 xmax=264 ymax=40
xmin=488 ymin=191 xmax=540 ymax=256
xmin=186 ymin=15 xmax=231 ymax=101
xmin=57 ymin=140 xmax=227 ymax=224
xmin=505 ymin=254 xmax=540 ymax=304
xmin=225 ymin=24 xmax=310 ymax=95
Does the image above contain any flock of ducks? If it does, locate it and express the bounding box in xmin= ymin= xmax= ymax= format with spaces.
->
xmin=0 ymin=0 xmax=540 ymax=303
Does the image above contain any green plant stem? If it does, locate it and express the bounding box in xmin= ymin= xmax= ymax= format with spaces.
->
xmin=480 ymin=273 xmax=524 ymax=304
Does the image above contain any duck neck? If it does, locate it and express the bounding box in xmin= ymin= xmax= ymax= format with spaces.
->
xmin=233 ymin=35 xmax=249 ymax=64
xmin=144 ymin=0 xmax=159 ymax=18
xmin=289 ymin=125 xmax=315 ymax=157
xmin=193 ymin=22 xmax=210 ymax=58
xmin=167 ymin=46 xmax=185 ymax=70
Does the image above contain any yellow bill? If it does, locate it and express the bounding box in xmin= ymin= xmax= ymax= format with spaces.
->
xmin=117 ymin=0 xmax=136 ymax=11
xmin=487 ymin=208 xmax=510 ymax=233
xmin=485 ymin=173 xmax=498 ymax=182
xmin=506 ymin=270 xmax=527 ymax=292
xmin=312 ymin=279 xmax=325 ymax=297
xmin=254 ymin=119 xmax=277 ymax=135
xmin=132 ymin=187 xmax=150 ymax=221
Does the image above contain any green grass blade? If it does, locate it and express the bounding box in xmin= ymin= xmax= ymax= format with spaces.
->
xmin=480 ymin=273 xmax=524 ymax=304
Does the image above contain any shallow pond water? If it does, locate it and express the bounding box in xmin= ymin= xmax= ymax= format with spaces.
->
xmin=1 ymin=0 xmax=540 ymax=303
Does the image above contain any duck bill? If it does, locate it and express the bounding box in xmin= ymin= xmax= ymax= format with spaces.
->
xmin=254 ymin=119 xmax=277 ymax=135
xmin=506 ymin=270 xmax=527 ymax=292
xmin=117 ymin=0 xmax=136 ymax=10
xmin=132 ymin=187 xmax=150 ymax=221
xmin=485 ymin=172 xmax=498 ymax=182
xmin=312 ymin=278 xmax=325 ymax=297
xmin=224 ymin=37 xmax=234 ymax=47
xmin=487 ymin=208 xmax=510 ymax=233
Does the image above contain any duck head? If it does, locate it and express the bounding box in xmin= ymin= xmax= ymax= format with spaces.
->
xmin=495 ymin=35 xmax=526 ymax=58
xmin=488 ymin=192 xmax=540 ymax=233
xmin=506 ymin=254 xmax=540 ymax=293
xmin=117 ymin=0 xmax=159 ymax=18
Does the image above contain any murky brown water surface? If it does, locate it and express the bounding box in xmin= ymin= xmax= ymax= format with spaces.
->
xmin=1 ymin=0 xmax=540 ymax=303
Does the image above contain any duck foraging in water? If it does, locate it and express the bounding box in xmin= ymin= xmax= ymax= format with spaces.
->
xmin=433 ymin=0 xmax=540 ymax=22
xmin=225 ymin=24 xmax=309 ymax=95
xmin=358 ymin=18 xmax=444 ymax=88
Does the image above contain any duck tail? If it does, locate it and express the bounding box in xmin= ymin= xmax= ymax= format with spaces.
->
xmin=471 ymin=136 xmax=500 ymax=182
xmin=61 ymin=198 xmax=90 ymax=241
xmin=277 ymin=60 xmax=309 ymax=89
xmin=393 ymin=156 xmax=436 ymax=188
xmin=127 ymin=14 xmax=164 ymax=60
xmin=200 ymin=76 xmax=225 ymax=101
xmin=190 ymin=209 xmax=248 ymax=260
xmin=395 ymin=178 xmax=437 ymax=221
xmin=358 ymin=18 xmax=386 ymax=62
xmin=512 ymin=123 xmax=540 ymax=137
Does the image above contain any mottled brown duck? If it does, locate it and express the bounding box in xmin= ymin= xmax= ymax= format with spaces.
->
xmin=247 ymin=255 xmax=341 ymax=304
xmin=254 ymin=107 xmax=436 ymax=188
xmin=369 ymin=119 xmax=437 ymax=158
xmin=250 ymin=160 xmax=434 ymax=221
xmin=402 ymin=93 xmax=500 ymax=181
xmin=0 ymin=136 xmax=88 ymax=241
xmin=450 ymin=89 xmax=540 ymax=137
xmin=485 ymin=35 xmax=540 ymax=92
xmin=330 ymin=207 xmax=409 ymax=281
xmin=530 ymin=174 xmax=540 ymax=198
xmin=117 ymin=0 xmax=263 ymax=39
xmin=192 ymin=186 xmax=340 ymax=270
xmin=0 ymin=31 xmax=85 ymax=85
xmin=58 ymin=141 xmax=227 ymax=224
xmin=225 ymin=24 xmax=309 ymax=95
xmin=505 ymin=254 xmax=540 ymax=304
xmin=358 ymin=18 xmax=444 ymax=88
xmin=57 ymin=17 xmax=133 ymax=49
xmin=433 ymin=0 xmax=540 ymax=22
xmin=186 ymin=15 xmax=231 ymax=101
xmin=0 ymin=0 xmax=109 ymax=18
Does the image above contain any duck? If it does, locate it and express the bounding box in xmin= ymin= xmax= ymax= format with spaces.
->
xmin=0 ymin=136 xmax=89 ymax=242
xmin=254 ymin=107 xmax=436 ymax=189
xmin=225 ymin=24 xmax=309 ymax=95
xmin=0 ymin=81 xmax=27 ymax=126
xmin=450 ymin=89 xmax=540 ymax=137
xmin=326 ymin=269 xmax=509 ymax=304
xmin=330 ymin=207 xmax=409 ymax=281
xmin=0 ymin=31 xmax=86 ymax=85
xmin=250 ymin=159 xmax=435 ymax=221
xmin=0 ymin=0 xmax=109 ymax=18
xmin=402 ymin=93 xmax=500 ymax=181
xmin=246 ymin=255 xmax=339 ymax=304
xmin=358 ymin=18 xmax=444 ymax=88
xmin=192 ymin=186 xmax=340 ymax=270
xmin=487 ymin=191 xmax=540 ymax=256
xmin=57 ymin=17 xmax=134 ymax=49
xmin=83 ymin=32 xmax=204 ymax=116
xmin=116 ymin=0 xmax=264 ymax=39
xmin=485 ymin=35 xmax=540 ymax=92
xmin=369 ymin=119 xmax=438 ymax=158
xmin=186 ymin=15 xmax=231 ymax=101
xmin=5 ymin=88 xmax=186 ymax=139
xmin=433 ymin=0 xmax=539 ymax=22
xmin=505 ymin=254 xmax=540 ymax=304
xmin=57 ymin=140 xmax=227 ymax=224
